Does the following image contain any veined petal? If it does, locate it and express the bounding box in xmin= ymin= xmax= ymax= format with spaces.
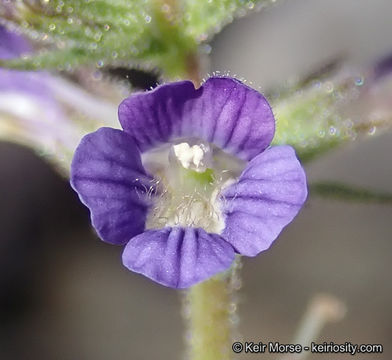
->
xmin=71 ymin=128 xmax=154 ymax=245
xmin=119 ymin=77 xmax=275 ymax=161
xmin=122 ymin=227 xmax=235 ymax=288
xmin=221 ymin=145 xmax=307 ymax=256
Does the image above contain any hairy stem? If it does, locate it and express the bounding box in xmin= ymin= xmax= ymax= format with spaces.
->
xmin=187 ymin=277 xmax=231 ymax=360
xmin=184 ymin=259 xmax=241 ymax=360
xmin=179 ymin=14 xmax=228 ymax=359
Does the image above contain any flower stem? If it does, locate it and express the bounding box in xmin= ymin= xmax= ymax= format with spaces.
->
xmin=178 ymin=14 xmax=229 ymax=359
xmin=185 ymin=259 xmax=241 ymax=360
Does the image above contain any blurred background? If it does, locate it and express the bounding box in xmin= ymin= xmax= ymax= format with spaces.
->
xmin=1 ymin=0 xmax=391 ymax=359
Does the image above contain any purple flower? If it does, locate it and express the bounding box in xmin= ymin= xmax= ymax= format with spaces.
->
xmin=0 ymin=26 xmax=77 ymax=152
xmin=0 ymin=26 xmax=118 ymax=161
xmin=0 ymin=26 xmax=51 ymax=100
xmin=71 ymin=77 xmax=307 ymax=288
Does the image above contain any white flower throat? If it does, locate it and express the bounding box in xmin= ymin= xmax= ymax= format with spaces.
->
xmin=142 ymin=140 xmax=244 ymax=233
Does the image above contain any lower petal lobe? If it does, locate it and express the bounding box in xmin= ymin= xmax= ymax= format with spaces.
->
xmin=122 ymin=227 xmax=235 ymax=288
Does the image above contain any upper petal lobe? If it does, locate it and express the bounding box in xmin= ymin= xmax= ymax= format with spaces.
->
xmin=119 ymin=77 xmax=275 ymax=160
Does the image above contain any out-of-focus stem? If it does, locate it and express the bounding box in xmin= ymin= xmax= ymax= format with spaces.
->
xmin=185 ymin=52 xmax=202 ymax=87
xmin=45 ymin=76 xmax=118 ymax=126
xmin=279 ymin=294 xmax=346 ymax=360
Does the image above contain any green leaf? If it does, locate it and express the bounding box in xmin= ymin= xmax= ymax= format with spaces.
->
xmin=0 ymin=47 xmax=91 ymax=70
xmin=0 ymin=0 xmax=275 ymax=77
xmin=272 ymin=81 xmax=348 ymax=161
xmin=309 ymin=182 xmax=392 ymax=204
xmin=0 ymin=0 xmax=197 ymax=77
xmin=271 ymin=71 xmax=392 ymax=163
xmin=183 ymin=0 xmax=272 ymax=42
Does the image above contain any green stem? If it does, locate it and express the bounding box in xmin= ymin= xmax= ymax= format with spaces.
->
xmin=309 ymin=181 xmax=392 ymax=204
xmin=185 ymin=259 xmax=241 ymax=360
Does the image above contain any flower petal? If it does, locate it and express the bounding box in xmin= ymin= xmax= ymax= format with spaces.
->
xmin=0 ymin=26 xmax=31 ymax=59
xmin=122 ymin=227 xmax=235 ymax=288
xmin=119 ymin=77 xmax=275 ymax=160
xmin=221 ymin=145 xmax=307 ymax=256
xmin=71 ymin=127 xmax=154 ymax=245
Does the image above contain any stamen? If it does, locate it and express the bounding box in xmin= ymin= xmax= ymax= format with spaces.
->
xmin=172 ymin=142 xmax=212 ymax=173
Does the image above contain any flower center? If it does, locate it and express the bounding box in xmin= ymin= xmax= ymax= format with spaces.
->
xmin=143 ymin=140 xmax=241 ymax=233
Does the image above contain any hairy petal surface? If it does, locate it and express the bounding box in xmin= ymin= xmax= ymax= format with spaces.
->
xmin=122 ymin=227 xmax=235 ymax=288
xmin=71 ymin=128 xmax=154 ymax=245
xmin=119 ymin=77 xmax=275 ymax=161
xmin=221 ymin=145 xmax=307 ymax=256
